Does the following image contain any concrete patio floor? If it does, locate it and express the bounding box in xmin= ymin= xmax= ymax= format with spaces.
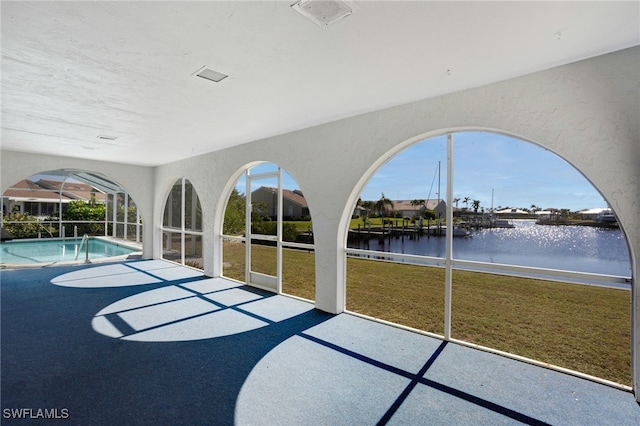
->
xmin=2 ymin=260 xmax=639 ymax=425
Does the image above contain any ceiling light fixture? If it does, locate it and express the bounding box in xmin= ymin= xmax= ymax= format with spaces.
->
xmin=193 ymin=66 xmax=228 ymax=83
xmin=291 ymin=0 xmax=358 ymax=28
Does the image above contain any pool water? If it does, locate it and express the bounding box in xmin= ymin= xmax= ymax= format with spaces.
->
xmin=0 ymin=238 xmax=138 ymax=265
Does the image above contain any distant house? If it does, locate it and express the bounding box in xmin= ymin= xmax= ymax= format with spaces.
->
xmin=251 ymin=186 xmax=309 ymax=218
xmin=353 ymin=205 xmax=369 ymax=218
xmin=535 ymin=210 xmax=554 ymax=218
xmin=394 ymin=199 xmax=446 ymax=218
xmin=361 ymin=199 xmax=445 ymax=219
xmin=37 ymin=179 xmax=106 ymax=203
xmin=1 ymin=179 xmax=105 ymax=217
xmin=493 ymin=208 xmax=529 ymax=215
xmin=580 ymin=207 xmax=616 ymax=222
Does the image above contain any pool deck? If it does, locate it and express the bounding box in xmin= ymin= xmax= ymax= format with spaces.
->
xmin=2 ymin=259 xmax=639 ymax=425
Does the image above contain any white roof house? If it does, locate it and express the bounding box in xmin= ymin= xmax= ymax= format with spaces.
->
xmin=2 ymin=179 xmax=106 ymax=217
xmin=494 ymin=208 xmax=529 ymax=215
xmin=580 ymin=208 xmax=617 ymax=222
xmin=580 ymin=207 xmax=610 ymax=215
xmin=392 ymin=199 xmax=446 ymax=218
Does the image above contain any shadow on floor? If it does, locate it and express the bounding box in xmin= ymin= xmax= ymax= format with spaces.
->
xmin=2 ymin=260 xmax=639 ymax=425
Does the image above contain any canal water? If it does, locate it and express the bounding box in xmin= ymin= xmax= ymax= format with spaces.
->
xmin=348 ymin=220 xmax=631 ymax=279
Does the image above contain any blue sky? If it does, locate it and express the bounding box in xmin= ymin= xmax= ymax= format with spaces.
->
xmin=237 ymin=132 xmax=607 ymax=212
xmin=360 ymin=132 xmax=607 ymax=211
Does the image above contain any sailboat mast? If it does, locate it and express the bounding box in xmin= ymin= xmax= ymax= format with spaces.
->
xmin=437 ymin=160 xmax=442 ymax=229
xmin=438 ymin=160 xmax=441 ymax=201
xmin=491 ymin=188 xmax=494 ymax=212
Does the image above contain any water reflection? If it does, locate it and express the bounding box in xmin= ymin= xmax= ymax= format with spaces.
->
xmin=348 ymin=220 xmax=630 ymax=277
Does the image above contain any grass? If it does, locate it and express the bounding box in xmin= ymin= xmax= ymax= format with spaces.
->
xmin=222 ymin=240 xmax=316 ymax=301
xmin=222 ymin=241 xmax=631 ymax=385
xmin=283 ymin=221 xmax=313 ymax=233
xmin=350 ymin=217 xmax=407 ymax=228
xmin=452 ymin=270 xmax=630 ymax=384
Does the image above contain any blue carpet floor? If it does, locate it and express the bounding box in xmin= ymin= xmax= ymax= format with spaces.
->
xmin=2 ymin=260 xmax=639 ymax=425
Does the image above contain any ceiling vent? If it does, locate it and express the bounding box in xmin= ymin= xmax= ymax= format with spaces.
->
xmin=291 ymin=0 xmax=358 ymax=28
xmin=97 ymin=134 xmax=117 ymax=141
xmin=193 ymin=66 xmax=228 ymax=83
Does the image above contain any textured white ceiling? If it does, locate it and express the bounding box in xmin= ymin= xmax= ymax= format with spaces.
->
xmin=1 ymin=1 xmax=638 ymax=166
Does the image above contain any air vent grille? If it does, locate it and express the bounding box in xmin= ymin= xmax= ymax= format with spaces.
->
xmin=291 ymin=0 xmax=357 ymax=28
xmin=193 ymin=66 xmax=228 ymax=83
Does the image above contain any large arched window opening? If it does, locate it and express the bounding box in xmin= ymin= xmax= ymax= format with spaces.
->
xmin=346 ymin=131 xmax=632 ymax=386
xmin=221 ymin=162 xmax=315 ymax=301
xmin=1 ymin=170 xmax=143 ymax=264
xmin=1 ymin=170 xmax=142 ymax=242
xmin=161 ymin=178 xmax=203 ymax=269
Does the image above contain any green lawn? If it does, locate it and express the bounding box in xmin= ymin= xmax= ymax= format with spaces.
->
xmin=283 ymin=220 xmax=313 ymax=233
xmin=222 ymin=242 xmax=631 ymax=386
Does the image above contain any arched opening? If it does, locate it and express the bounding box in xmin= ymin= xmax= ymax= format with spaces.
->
xmin=161 ymin=178 xmax=203 ymax=269
xmin=1 ymin=169 xmax=143 ymax=264
xmin=221 ymin=162 xmax=315 ymax=301
xmin=345 ymin=130 xmax=632 ymax=385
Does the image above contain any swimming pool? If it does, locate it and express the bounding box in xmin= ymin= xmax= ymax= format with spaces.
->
xmin=0 ymin=238 xmax=140 ymax=266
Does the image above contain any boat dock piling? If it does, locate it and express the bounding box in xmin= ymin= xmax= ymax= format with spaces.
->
xmin=348 ymin=223 xmax=446 ymax=243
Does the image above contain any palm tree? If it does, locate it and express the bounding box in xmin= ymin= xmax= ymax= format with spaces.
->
xmin=463 ymin=197 xmax=470 ymax=210
xmin=375 ymin=193 xmax=394 ymax=218
xmin=472 ymin=199 xmax=480 ymax=213
xmin=410 ymin=199 xmax=425 ymax=216
xmin=453 ymin=197 xmax=460 ymax=208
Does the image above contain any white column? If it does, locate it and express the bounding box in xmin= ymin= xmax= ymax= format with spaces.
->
xmin=314 ymin=219 xmax=345 ymax=314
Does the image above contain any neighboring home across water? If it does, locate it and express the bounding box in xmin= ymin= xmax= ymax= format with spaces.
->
xmin=251 ymin=186 xmax=309 ymax=218
xmin=580 ymin=207 xmax=617 ymax=222
xmin=494 ymin=208 xmax=529 ymax=215
xmin=392 ymin=199 xmax=446 ymax=219
xmin=535 ymin=210 xmax=554 ymax=219
xmin=1 ymin=179 xmax=105 ymax=218
xmin=355 ymin=199 xmax=446 ymax=219
xmin=494 ymin=208 xmax=530 ymax=218
xmin=353 ymin=205 xmax=369 ymax=218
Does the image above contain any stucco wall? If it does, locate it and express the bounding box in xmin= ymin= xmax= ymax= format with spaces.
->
xmin=152 ymin=45 xmax=639 ymax=395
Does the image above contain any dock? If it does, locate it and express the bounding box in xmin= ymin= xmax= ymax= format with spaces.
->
xmin=348 ymin=225 xmax=446 ymax=242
